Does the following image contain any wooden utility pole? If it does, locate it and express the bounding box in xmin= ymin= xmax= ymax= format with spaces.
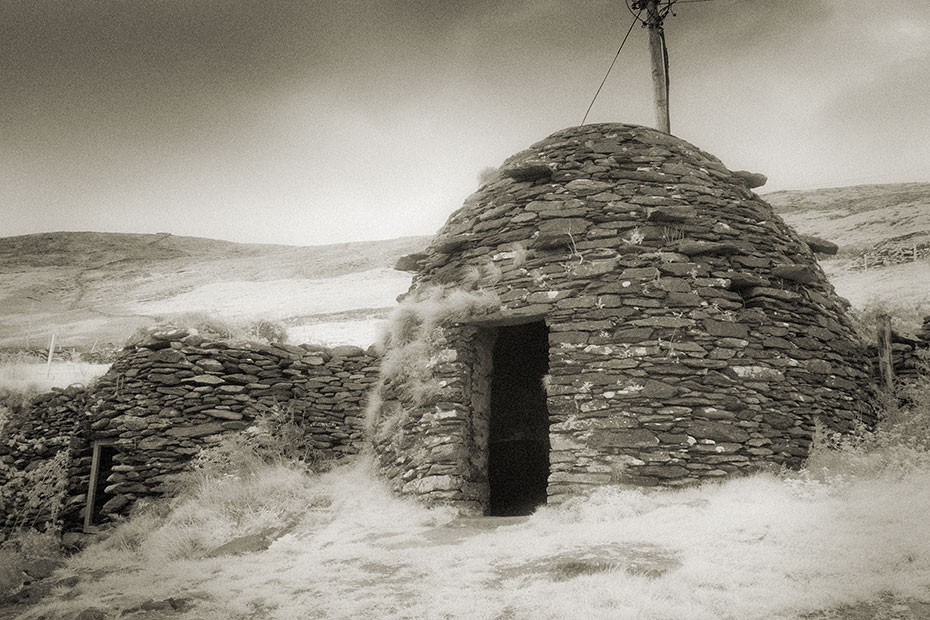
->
xmin=877 ymin=313 xmax=895 ymax=392
xmin=644 ymin=0 xmax=671 ymax=134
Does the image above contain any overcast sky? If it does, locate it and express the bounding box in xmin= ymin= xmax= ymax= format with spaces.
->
xmin=3 ymin=0 xmax=929 ymax=246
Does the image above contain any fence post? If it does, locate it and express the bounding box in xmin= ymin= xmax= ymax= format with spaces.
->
xmin=877 ymin=313 xmax=894 ymax=392
xmin=46 ymin=333 xmax=57 ymax=378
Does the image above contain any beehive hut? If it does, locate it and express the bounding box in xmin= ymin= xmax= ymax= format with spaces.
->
xmin=369 ymin=122 xmax=876 ymax=516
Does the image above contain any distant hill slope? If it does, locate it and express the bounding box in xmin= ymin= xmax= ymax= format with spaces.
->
xmin=765 ymin=182 xmax=930 ymax=314
xmin=765 ymin=182 xmax=930 ymax=250
xmin=0 ymin=232 xmax=429 ymax=349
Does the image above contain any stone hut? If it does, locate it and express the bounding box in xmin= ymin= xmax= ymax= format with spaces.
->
xmin=369 ymin=123 xmax=876 ymax=516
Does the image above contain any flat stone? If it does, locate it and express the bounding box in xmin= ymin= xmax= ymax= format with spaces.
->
xmin=433 ymin=235 xmax=470 ymax=253
xmin=206 ymin=529 xmax=278 ymax=557
xmin=394 ymin=252 xmax=428 ymax=272
xmin=150 ymin=349 xmax=185 ymax=364
xmin=149 ymin=373 xmax=181 ymax=385
xmin=646 ymin=205 xmax=697 ymax=223
xmin=225 ymin=373 xmax=260 ymax=384
xmin=688 ymin=420 xmax=750 ymax=443
xmin=763 ymin=413 xmax=794 ymax=430
xmin=703 ymin=319 xmax=749 ymax=339
xmin=723 ymin=271 xmax=769 ymax=290
xmin=728 ymin=366 xmax=785 ymax=381
xmin=589 ymin=429 xmax=659 ymax=449
xmin=655 ymin=277 xmax=692 ymax=292
xmin=502 ymin=162 xmax=552 ymax=181
xmin=166 ymin=422 xmax=226 ymax=438
xmin=772 ymin=264 xmax=818 ymax=283
xmin=201 ymin=409 xmax=242 ymax=420
xmin=806 ymin=360 xmax=832 ymax=374
xmin=744 ymin=287 xmax=801 ymax=302
xmin=138 ymin=436 xmax=171 ymax=450
xmin=800 ymin=234 xmax=838 ymax=255
xmin=732 ymin=170 xmax=767 ymax=188
xmin=631 ymin=317 xmax=695 ymax=328
xmin=572 ymin=260 xmax=619 ymax=277
xmin=197 ymin=359 xmax=225 ymax=373
xmin=565 ymin=179 xmax=613 ymax=195
xmin=101 ymin=494 xmax=130 ymax=514
xmin=641 ymin=380 xmax=678 ymax=399
xmin=187 ymin=374 xmax=224 ymax=385
xmin=677 ymin=240 xmax=741 ymax=256
xmin=638 ymin=464 xmax=689 ymax=479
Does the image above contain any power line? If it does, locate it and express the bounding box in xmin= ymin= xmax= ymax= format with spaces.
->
xmin=624 ymin=0 xmax=647 ymax=25
xmin=581 ymin=10 xmax=642 ymax=125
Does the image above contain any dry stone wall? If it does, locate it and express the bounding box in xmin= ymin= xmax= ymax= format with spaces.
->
xmin=0 ymin=387 xmax=92 ymax=532
xmin=372 ymin=123 xmax=878 ymax=511
xmin=870 ymin=316 xmax=930 ymax=385
xmin=854 ymin=231 xmax=930 ymax=270
xmin=1 ymin=328 xmax=380 ymax=532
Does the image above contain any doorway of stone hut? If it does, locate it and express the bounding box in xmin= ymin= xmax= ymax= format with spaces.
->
xmin=487 ymin=320 xmax=551 ymax=516
xmin=84 ymin=441 xmax=117 ymax=531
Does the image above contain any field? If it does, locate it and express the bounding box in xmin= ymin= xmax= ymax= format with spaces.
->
xmin=0 ymin=232 xmax=425 ymax=350
xmin=7 ymin=444 xmax=930 ymax=620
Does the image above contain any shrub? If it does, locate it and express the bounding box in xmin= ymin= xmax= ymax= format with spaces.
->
xmin=0 ymin=387 xmax=39 ymax=415
xmin=248 ymin=319 xmax=288 ymax=344
xmin=164 ymin=404 xmax=330 ymax=497
xmin=0 ymin=450 xmax=70 ymax=540
xmin=477 ymin=166 xmax=499 ymax=186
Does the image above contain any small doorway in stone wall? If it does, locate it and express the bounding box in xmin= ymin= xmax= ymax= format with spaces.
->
xmin=84 ymin=441 xmax=117 ymax=531
xmin=487 ymin=320 xmax=551 ymax=516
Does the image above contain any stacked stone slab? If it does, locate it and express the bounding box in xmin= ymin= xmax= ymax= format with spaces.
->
xmin=371 ymin=123 xmax=877 ymax=512
xmin=1 ymin=328 xmax=379 ymax=532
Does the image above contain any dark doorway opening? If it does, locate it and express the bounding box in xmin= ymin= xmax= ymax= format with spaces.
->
xmin=84 ymin=442 xmax=117 ymax=530
xmin=488 ymin=321 xmax=550 ymax=516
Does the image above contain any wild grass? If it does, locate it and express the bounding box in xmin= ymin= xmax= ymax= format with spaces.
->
xmin=374 ymin=286 xmax=498 ymax=409
xmin=135 ymin=312 xmax=290 ymax=344
xmin=21 ymin=437 xmax=930 ymax=620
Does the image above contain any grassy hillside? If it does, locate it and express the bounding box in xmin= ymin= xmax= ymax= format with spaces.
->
xmin=766 ymin=183 xmax=930 ymax=319
xmin=0 ymin=232 xmax=428 ymax=350
xmin=765 ymin=182 xmax=930 ymax=249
